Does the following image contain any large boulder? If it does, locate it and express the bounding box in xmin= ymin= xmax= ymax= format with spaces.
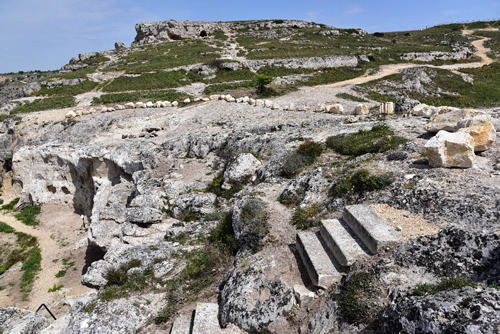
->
xmin=379 ymin=102 xmax=395 ymax=115
xmin=395 ymin=96 xmax=420 ymax=115
xmin=412 ymin=103 xmax=436 ymax=118
xmin=222 ymin=153 xmax=261 ymax=189
xmin=220 ymin=267 xmax=295 ymax=332
xmin=425 ymin=108 xmax=482 ymax=133
xmin=456 ymin=114 xmax=496 ymax=152
xmin=424 ymin=130 xmax=475 ymax=168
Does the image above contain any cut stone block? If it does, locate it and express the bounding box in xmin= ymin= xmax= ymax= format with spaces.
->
xmin=320 ymin=219 xmax=366 ymax=266
xmin=192 ymin=303 xmax=222 ymax=334
xmin=343 ymin=205 xmax=400 ymax=254
xmin=296 ymin=232 xmax=343 ymax=289
xmin=170 ymin=312 xmax=192 ymax=334
xmin=293 ymin=284 xmax=315 ymax=306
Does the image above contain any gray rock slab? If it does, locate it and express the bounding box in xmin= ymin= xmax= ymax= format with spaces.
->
xmin=343 ymin=205 xmax=401 ymax=254
xmin=170 ymin=312 xmax=193 ymax=334
xmin=320 ymin=219 xmax=367 ymax=266
xmin=192 ymin=303 xmax=222 ymax=334
xmin=296 ymin=232 xmax=343 ymax=289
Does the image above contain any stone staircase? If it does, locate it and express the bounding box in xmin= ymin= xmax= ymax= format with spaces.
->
xmin=296 ymin=204 xmax=401 ymax=289
xmin=170 ymin=303 xmax=222 ymax=334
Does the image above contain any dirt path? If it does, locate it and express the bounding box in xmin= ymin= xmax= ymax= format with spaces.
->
xmin=319 ymin=29 xmax=498 ymax=89
xmin=0 ymin=212 xmax=60 ymax=310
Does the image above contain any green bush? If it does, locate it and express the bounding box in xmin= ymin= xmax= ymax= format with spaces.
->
xmin=326 ymin=124 xmax=406 ymax=156
xmin=281 ymin=141 xmax=324 ymax=178
xmin=238 ymin=198 xmax=269 ymax=253
xmin=252 ymin=74 xmax=273 ymax=94
xmin=208 ymin=212 xmax=238 ymax=255
xmin=339 ymin=272 xmax=379 ymax=324
xmin=291 ymin=204 xmax=323 ymax=230
xmin=106 ymin=268 xmax=128 ymax=286
xmin=331 ymin=169 xmax=392 ymax=198
xmin=0 ymin=198 xmax=19 ymax=212
xmin=0 ymin=221 xmax=15 ymax=233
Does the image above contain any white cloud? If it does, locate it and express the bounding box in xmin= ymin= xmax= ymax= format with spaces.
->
xmin=345 ymin=4 xmax=365 ymax=16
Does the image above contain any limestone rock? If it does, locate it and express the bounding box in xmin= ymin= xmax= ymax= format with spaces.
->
xmin=328 ymin=103 xmax=344 ymax=114
xmin=353 ymin=103 xmax=369 ymax=115
xmin=222 ymin=153 xmax=261 ymax=188
xmin=135 ymin=102 xmax=144 ymax=109
xmin=412 ymin=103 xmax=435 ymax=118
xmin=126 ymin=207 xmax=163 ymax=224
xmin=172 ymin=101 xmax=179 ymax=107
xmin=183 ymin=98 xmax=191 ymax=104
xmin=65 ymin=110 xmax=77 ymax=119
xmin=145 ymin=101 xmax=154 ymax=108
xmin=220 ymin=267 xmax=295 ymax=332
xmin=264 ymin=100 xmax=273 ymax=108
xmin=425 ymin=108 xmax=482 ymax=133
xmin=272 ymin=102 xmax=280 ymax=110
xmin=288 ymin=103 xmax=295 ymax=111
xmin=395 ymin=96 xmax=420 ymax=115
xmin=225 ymin=95 xmax=235 ymax=103
xmin=315 ymin=103 xmax=326 ymax=112
xmin=456 ymin=114 xmax=496 ymax=152
xmin=114 ymin=42 xmax=126 ymax=50
xmin=255 ymin=99 xmax=264 ymax=107
xmin=294 ymin=285 xmax=315 ymax=306
xmin=0 ymin=307 xmax=49 ymax=333
xmin=125 ymin=102 xmax=135 ymax=109
xmin=424 ymin=130 xmax=475 ymax=168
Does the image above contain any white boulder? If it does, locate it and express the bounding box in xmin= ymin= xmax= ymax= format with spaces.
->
xmin=456 ymin=113 xmax=496 ymax=152
xmin=65 ymin=110 xmax=77 ymax=119
xmin=328 ymin=103 xmax=344 ymax=114
xmin=354 ymin=104 xmax=369 ymax=115
xmin=222 ymin=153 xmax=261 ymax=189
xmin=125 ymin=102 xmax=135 ymax=109
xmin=425 ymin=130 xmax=475 ymax=168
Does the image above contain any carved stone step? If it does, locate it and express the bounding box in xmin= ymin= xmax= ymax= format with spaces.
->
xmin=296 ymin=232 xmax=343 ymax=289
xmin=170 ymin=312 xmax=192 ymax=334
xmin=320 ymin=219 xmax=367 ymax=266
xmin=343 ymin=205 xmax=400 ymax=254
xmin=192 ymin=303 xmax=222 ymax=334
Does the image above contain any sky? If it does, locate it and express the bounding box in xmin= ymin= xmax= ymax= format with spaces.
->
xmin=0 ymin=0 xmax=499 ymax=73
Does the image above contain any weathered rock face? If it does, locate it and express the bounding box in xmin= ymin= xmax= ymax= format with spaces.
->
xmin=220 ymin=267 xmax=294 ymax=332
xmin=395 ymin=96 xmax=420 ymax=115
xmin=379 ymin=287 xmax=500 ymax=334
xmin=133 ymin=19 xmax=322 ymax=46
xmin=279 ymin=167 xmax=330 ymax=206
xmin=354 ymin=103 xmax=369 ymax=115
xmin=0 ymin=307 xmax=49 ymax=333
xmin=424 ymin=130 xmax=475 ymax=168
xmin=456 ymin=113 xmax=496 ymax=152
xmin=425 ymin=108 xmax=482 ymax=133
xmin=400 ymin=48 xmax=473 ymax=62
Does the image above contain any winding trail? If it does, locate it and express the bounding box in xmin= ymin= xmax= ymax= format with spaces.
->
xmin=318 ymin=29 xmax=497 ymax=89
xmin=0 ymin=212 xmax=60 ymax=310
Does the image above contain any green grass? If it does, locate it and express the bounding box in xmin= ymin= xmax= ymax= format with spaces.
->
xmin=0 ymin=221 xmax=15 ymax=233
xmin=413 ymin=277 xmax=477 ymax=296
xmin=10 ymin=96 xmax=74 ymax=114
xmin=14 ymin=205 xmax=41 ymax=226
xmin=203 ymin=81 xmax=255 ymax=95
xmin=31 ymin=80 xmax=98 ymax=97
xmin=326 ymin=124 xmax=407 ymax=157
xmin=301 ymin=66 xmax=371 ymax=86
xmin=20 ymin=246 xmax=41 ymax=300
xmin=336 ymin=92 xmax=369 ymax=102
xmin=93 ymin=90 xmax=187 ymax=105
xmin=0 ymin=198 xmax=19 ymax=212
xmin=208 ymin=212 xmax=238 ymax=255
xmin=257 ymin=66 xmax=314 ymax=77
xmin=47 ymin=67 xmax=95 ymax=80
xmin=207 ymin=69 xmax=255 ymax=83
xmin=108 ymin=40 xmax=220 ymax=73
xmin=103 ymin=70 xmax=188 ymax=92
xmin=48 ymin=283 xmax=64 ymax=292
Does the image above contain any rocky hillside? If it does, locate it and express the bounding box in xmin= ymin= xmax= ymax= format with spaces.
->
xmin=0 ymin=19 xmax=499 ymax=334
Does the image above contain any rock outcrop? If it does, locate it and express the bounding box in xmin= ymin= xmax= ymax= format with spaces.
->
xmin=0 ymin=307 xmax=49 ymax=333
xmin=456 ymin=113 xmax=496 ymax=152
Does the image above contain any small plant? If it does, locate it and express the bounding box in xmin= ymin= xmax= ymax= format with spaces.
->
xmin=48 ymin=283 xmax=63 ymax=292
xmin=55 ymin=270 xmax=67 ymax=278
xmin=339 ymin=272 xmax=380 ymax=324
xmin=208 ymin=212 xmax=238 ymax=255
xmin=83 ymin=301 xmax=97 ymax=313
xmin=106 ymin=268 xmax=128 ymax=286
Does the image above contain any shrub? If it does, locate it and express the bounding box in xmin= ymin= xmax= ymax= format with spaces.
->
xmin=326 ymin=124 xmax=407 ymax=156
xmin=1 ymin=198 xmax=20 ymax=212
xmin=339 ymin=272 xmax=379 ymax=324
xmin=281 ymin=141 xmax=324 ymax=178
xmin=252 ymin=74 xmax=273 ymax=94
xmin=206 ymin=174 xmax=251 ymax=199
xmin=331 ymin=169 xmax=392 ymax=198
xmin=106 ymin=268 xmax=128 ymax=286
xmin=208 ymin=212 xmax=238 ymax=255
xmin=238 ymin=198 xmax=269 ymax=254
xmin=48 ymin=284 xmax=63 ymax=292
xmin=291 ymin=204 xmax=323 ymax=230
xmin=373 ymin=32 xmax=385 ymax=37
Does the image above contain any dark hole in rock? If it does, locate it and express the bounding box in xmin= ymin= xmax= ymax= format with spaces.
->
xmin=82 ymin=243 xmax=106 ymax=275
xmin=200 ymin=30 xmax=208 ymax=37
xmin=47 ymin=185 xmax=56 ymax=193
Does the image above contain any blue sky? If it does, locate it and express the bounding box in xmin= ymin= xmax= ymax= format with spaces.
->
xmin=0 ymin=0 xmax=498 ymax=73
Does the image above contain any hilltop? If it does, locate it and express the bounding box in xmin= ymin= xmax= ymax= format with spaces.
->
xmin=0 ymin=19 xmax=499 ymax=334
